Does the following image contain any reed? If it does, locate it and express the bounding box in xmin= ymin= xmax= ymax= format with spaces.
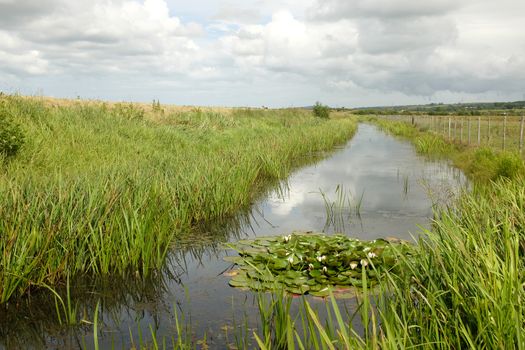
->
xmin=0 ymin=94 xmax=357 ymax=303
xmin=215 ymin=117 xmax=525 ymax=349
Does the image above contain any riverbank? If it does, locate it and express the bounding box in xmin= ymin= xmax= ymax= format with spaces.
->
xmin=356 ymin=116 xmax=525 ymax=348
xmin=240 ymin=117 xmax=525 ymax=349
xmin=0 ymin=95 xmax=357 ymax=304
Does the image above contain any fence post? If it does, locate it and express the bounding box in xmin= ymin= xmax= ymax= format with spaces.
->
xmin=468 ymin=118 xmax=471 ymax=144
xmin=503 ymin=115 xmax=507 ymax=150
xmin=443 ymin=116 xmax=446 ymax=136
xmin=478 ymin=117 xmax=481 ymax=145
xmin=487 ymin=116 xmax=491 ymax=144
xmin=448 ymin=117 xmax=452 ymax=140
xmin=454 ymin=117 xmax=457 ymax=140
xmin=520 ymin=114 xmax=525 ymax=153
xmin=460 ymin=117 xmax=463 ymax=143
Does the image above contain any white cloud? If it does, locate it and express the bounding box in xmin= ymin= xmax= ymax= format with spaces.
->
xmin=0 ymin=0 xmax=205 ymax=77
xmin=309 ymin=0 xmax=461 ymax=20
xmin=221 ymin=11 xmax=358 ymax=76
xmin=1 ymin=0 xmax=524 ymax=106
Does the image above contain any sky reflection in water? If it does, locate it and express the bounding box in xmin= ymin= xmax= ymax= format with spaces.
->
xmin=0 ymin=124 xmax=467 ymax=349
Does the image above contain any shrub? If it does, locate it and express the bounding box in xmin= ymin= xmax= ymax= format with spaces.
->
xmin=458 ymin=147 xmax=525 ymax=182
xmin=112 ymin=103 xmax=145 ymax=120
xmin=0 ymin=111 xmax=24 ymax=157
xmin=313 ymin=102 xmax=330 ymax=119
xmin=496 ymin=152 xmax=525 ymax=179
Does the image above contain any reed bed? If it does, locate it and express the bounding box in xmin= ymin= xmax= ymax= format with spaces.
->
xmin=85 ymin=116 xmax=525 ymax=349
xmin=195 ymin=118 xmax=525 ymax=350
xmin=377 ymin=114 xmax=525 ymax=156
xmin=342 ymin=117 xmax=525 ymax=349
xmin=0 ymin=95 xmax=357 ymax=303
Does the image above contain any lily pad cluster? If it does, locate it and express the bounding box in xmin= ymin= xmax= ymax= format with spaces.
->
xmin=224 ymin=232 xmax=412 ymax=297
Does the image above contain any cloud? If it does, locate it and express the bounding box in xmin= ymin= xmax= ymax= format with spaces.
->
xmin=0 ymin=0 xmax=64 ymax=27
xmin=0 ymin=0 xmax=206 ymax=78
xmin=221 ymin=11 xmax=358 ymax=77
xmin=309 ymin=0 xmax=461 ymax=20
xmin=213 ymin=6 xmax=262 ymax=25
xmin=1 ymin=0 xmax=524 ymax=106
xmin=326 ymin=0 xmax=525 ymax=97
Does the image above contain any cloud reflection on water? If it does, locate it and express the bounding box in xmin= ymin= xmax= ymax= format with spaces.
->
xmin=244 ymin=123 xmax=467 ymax=240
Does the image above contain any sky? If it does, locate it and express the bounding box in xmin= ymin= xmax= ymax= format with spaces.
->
xmin=1 ymin=0 xmax=524 ymax=107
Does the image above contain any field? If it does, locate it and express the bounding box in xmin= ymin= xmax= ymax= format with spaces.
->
xmin=380 ymin=114 xmax=525 ymax=155
xmin=0 ymin=94 xmax=357 ymax=304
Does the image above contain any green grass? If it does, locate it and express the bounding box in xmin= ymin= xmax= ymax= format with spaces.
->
xmin=377 ymin=114 xmax=525 ymax=156
xmin=371 ymin=117 xmax=525 ymax=182
xmin=338 ymin=115 xmax=525 ymax=349
xmin=0 ymin=95 xmax=357 ymax=303
xmin=195 ymin=116 xmax=525 ymax=350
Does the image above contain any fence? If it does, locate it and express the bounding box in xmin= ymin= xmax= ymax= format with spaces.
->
xmin=380 ymin=114 xmax=525 ymax=156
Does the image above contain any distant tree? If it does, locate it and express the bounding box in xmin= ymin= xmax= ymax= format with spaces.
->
xmin=313 ymin=102 xmax=330 ymax=119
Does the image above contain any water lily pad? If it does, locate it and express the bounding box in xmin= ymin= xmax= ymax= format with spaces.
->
xmin=224 ymin=232 xmax=413 ymax=298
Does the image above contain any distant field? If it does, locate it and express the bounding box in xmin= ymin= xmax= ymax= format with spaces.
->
xmin=375 ymin=114 xmax=525 ymax=156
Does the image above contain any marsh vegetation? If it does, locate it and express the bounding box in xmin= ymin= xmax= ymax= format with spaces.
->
xmin=0 ymin=94 xmax=357 ymax=305
xmin=2 ymin=94 xmax=523 ymax=349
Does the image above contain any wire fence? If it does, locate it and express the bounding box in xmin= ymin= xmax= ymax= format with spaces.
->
xmin=378 ymin=114 xmax=525 ymax=156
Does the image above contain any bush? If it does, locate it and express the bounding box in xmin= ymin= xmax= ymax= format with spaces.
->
xmin=458 ymin=147 xmax=525 ymax=182
xmin=313 ymin=102 xmax=330 ymax=119
xmin=496 ymin=152 xmax=525 ymax=179
xmin=0 ymin=111 xmax=24 ymax=157
xmin=112 ymin=103 xmax=145 ymax=120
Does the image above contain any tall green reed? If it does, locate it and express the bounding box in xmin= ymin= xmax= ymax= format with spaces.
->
xmin=0 ymin=94 xmax=357 ymax=304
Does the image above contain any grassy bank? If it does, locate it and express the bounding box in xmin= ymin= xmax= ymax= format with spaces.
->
xmin=223 ymin=117 xmax=525 ymax=349
xmin=354 ymin=117 xmax=525 ymax=348
xmin=372 ymin=117 xmax=524 ymax=182
xmin=0 ymin=95 xmax=357 ymax=303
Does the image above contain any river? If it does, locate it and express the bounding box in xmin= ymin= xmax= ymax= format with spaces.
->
xmin=0 ymin=124 xmax=467 ymax=349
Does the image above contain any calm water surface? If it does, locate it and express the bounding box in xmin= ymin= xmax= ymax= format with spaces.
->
xmin=0 ymin=124 xmax=467 ymax=349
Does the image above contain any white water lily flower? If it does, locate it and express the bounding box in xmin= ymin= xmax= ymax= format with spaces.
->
xmin=363 ymin=247 xmax=371 ymax=252
xmin=283 ymin=234 xmax=292 ymax=243
xmin=287 ymin=256 xmax=294 ymax=263
xmin=322 ymin=266 xmax=328 ymax=273
xmin=308 ymin=263 xmax=314 ymax=270
xmin=350 ymin=262 xmax=358 ymax=270
xmin=360 ymin=259 xmax=368 ymax=267
xmin=367 ymin=252 xmax=377 ymax=259
xmin=316 ymin=255 xmax=327 ymax=262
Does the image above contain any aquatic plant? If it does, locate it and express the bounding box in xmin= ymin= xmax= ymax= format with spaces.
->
xmin=0 ymin=94 xmax=358 ymax=303
xmin=225 ymin=232 xmax=413 ymax=297
xmin=0 ymin=107 xmax=24 ymax=158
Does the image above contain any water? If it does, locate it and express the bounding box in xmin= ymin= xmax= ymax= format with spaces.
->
xmin=0 ymin=124 xmax=467 ymax=349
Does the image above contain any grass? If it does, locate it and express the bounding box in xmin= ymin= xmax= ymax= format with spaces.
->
xmin=0 ymin=94 xmax=357 ymax=304
xmin=4 ymin=96 xmax=524 ymax=349
xmin=371 ymin=117 xmax=525 ymax=182
xmin=381 ymin=114 xmax=525 ymax=155
xmin=343 ymin=115 xmax=525 ymax=349
xmin=89 ymin=113 xmax=525 ymax=349
xmin=185 ymin=116 xmax=525 ymax=350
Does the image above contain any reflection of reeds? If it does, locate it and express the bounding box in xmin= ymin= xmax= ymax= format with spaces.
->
xmin=320 ymin=185 xmax=365 ymax=232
